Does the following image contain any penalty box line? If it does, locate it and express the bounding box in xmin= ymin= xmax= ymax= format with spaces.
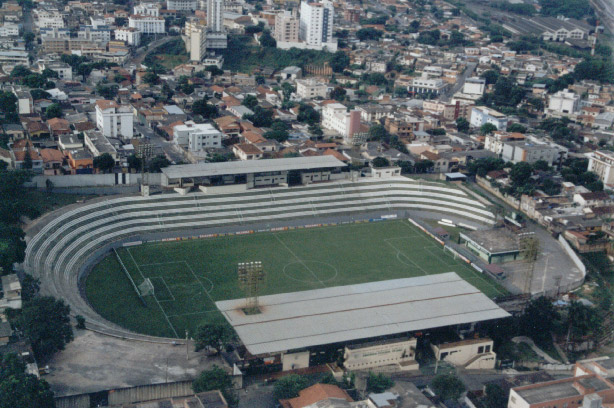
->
xmin=126 ymin=247 xmax=179 ymax=338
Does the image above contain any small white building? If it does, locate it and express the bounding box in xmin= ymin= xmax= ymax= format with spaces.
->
xmin=501 ymin=141 xmax=562 ymax=166
xmin=409 ymin=73 xmax=447 ymax=95
xmin=548 ymin=90 xmax=580 ymax=114
xmin=38 ymin=61 xmax=73 ymax=81
xmin=431 ymin=338 xmax=496 ymax=369
xmin=115 ymin=27 xmax=141 ymax=46
xmin=296 ymin=78 xmax=328 ymax=99
xmin=173 ymin=123 xmax=222 ymax=152
xmin=463 ymin=77 xmax=486 ymax=96
xmin=588 ymin=150 xmax=614 ymax=185
xmin=95 ymin=100 xmax=134 ymax=139
xmin=0 ymin=23 xmax=19 ymax=37
xmin=470 ymin=106 xmax=508 ymax=130
xmin=129 ymin=15 xmax=165 ymax=34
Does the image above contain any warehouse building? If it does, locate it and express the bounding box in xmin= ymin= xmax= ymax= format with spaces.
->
xmin=216 ymin=272 xmax=510 ymax=373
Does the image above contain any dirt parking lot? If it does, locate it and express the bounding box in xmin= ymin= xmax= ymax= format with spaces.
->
xmin=45 ymin=330 xmax=223 ymax=397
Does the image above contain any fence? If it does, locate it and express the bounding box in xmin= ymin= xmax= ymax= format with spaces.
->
xmin=558 ymin=235 xmax=587 ymax=277
xmin=27 ymin=173 xmax=162 ymax=188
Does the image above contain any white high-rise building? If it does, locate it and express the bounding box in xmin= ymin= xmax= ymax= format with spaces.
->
xmin=185 ymin=19 xmax=207 ymax=61
xmin=95 ymin=100 xmax=134 ymax=139
xmin=299 ymin=1 xmax=336 ymax=51
xmin=205 ymin=0 xmax=227 ymax=48
xmin=173 ymin=123 xmax=222 ymax=152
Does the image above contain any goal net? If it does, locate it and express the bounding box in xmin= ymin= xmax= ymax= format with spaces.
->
xmin=138 ymin=278 xmax=155 ymax=297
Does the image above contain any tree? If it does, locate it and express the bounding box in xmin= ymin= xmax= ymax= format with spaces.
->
xmin=0 ymin=353 xmax=55 ymax=408
xmin=566 ymin=301 xmax=601 ymax=341
xmin=23 ymin=32 xmax=35 ymax=50
xmin=127 ymin=154 xmax=142 ymax=171
xmin=366 ymin=372 xmax=394 ymax=393
xmin=45 ymin=104 xmax=62 ymax=119
xmin=142 ymin=71 xmax=159 ymax=85
xmin=242 ymin=94 xmax=258 ymax=110
xmin=330 ymin=51 xmax=350 ymax=73
xmin=93 ymin=153 xmax=115 ymax=173
xmin=431 ymin=374 xmax=465 ymax=401
xmin=96 ymin=84 xmax=118 ymax=99
xmin=0 ymin=91 xmax=19 ymax=124
xmin=356 ymin=28 xmax=383 ymax=41
xmin=482 ymin=70 xmax=500 ymax=85
xmin=30 ymin=89 xmax=51 ymax=101
xmin=20 ymin=274 xmax=39 ymax=302
xmin=372 ymin=157 xmax=390 ymax=168
xmin=194 ymin=322 xmax=234 ymax=353
xmin=369 ymin=124 xmax=387 ymax=141
xmin=518 ymin=297 xmax=559 ymax=346
xmin=273 ymin=375 xmax=310 ymax=400
xmin=510 ymin=162 xmax=533 ymax=187
xmin=14 ymin=296 xmax=73 ymax=362
xmin=532 ymin=160 xmax=549 ymax=172
xmin=0 ymin=223 xmax=27 ymax=274
xmin=148 ymin=156 xmax=170 ymax=173
xmin=456 ymin=117 xmax=470 ymax=133
xmin=193 ymin=365 xmax=237 ymax=407
xmin=483 ymin=384 xmax=507 ymax=408
xmin=192 ymin=98 xmax=218 ymax=119
xmin=259 ymin=31 xmax=276 ymax=47
xmin=480 ymin=123 xmax=497 ymax=135
xmin=297 ymin=104 xmax=320 ymax=125
xmin=507 ymin=123 xmax=527 ymax=133
xmin=330 ymin=87 xmax=346 ymax=102
xmin=23 ymin=151 xmax=33 ymax=169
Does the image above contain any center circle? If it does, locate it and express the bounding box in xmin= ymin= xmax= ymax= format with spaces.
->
xmin=283 ymin=260 xmax=338 ymax=283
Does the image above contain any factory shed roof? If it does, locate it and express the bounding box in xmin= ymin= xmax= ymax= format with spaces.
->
xmin=216 ymin=272 xmax=510 ymax=355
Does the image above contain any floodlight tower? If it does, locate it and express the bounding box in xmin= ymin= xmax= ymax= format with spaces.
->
xmin=237 ymin=261 xmax=266 ymax=314
xmin=136 ymin=143 xmax=153 ymax=197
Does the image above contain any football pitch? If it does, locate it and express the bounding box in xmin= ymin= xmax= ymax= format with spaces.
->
xmin=85 ymin=219 xmax=507 ymax=338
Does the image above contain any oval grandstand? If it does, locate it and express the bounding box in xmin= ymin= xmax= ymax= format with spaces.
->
xmin=25 ymin=176 xmax=495 ymax=341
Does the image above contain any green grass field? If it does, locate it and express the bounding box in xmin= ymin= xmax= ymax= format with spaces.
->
xmin=86 ymin=219 xmax=507 ymax=338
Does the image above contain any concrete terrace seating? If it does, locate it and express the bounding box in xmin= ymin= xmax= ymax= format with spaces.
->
xmin=25 ymin=176 xmax=495 ymax=340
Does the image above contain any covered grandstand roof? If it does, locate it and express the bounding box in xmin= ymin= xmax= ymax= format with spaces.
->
xmin=216 ymin=272 xmax=510 ymax=355
xmin=161 ymin=156 xmax=347 ymax=180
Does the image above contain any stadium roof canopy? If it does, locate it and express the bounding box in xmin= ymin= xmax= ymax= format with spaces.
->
xmin=216 ymin=272 xmax=510 ymax=355
xmin=161 ymin=156 xmax=346 ymax=180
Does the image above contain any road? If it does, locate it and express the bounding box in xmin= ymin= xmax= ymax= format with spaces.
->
xmin=442 ymin=62 xmax=477 ymax=102
xmin=130 ymin=36 xmax=177 ymax=67
xmin=590 ymin=0 xmax=614 ymax=37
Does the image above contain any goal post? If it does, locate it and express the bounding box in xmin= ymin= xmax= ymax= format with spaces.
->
xmin=138 ymin=278 xmax=155 ymax=297
xmin=113 ymin=248 xmax=148 ymax=306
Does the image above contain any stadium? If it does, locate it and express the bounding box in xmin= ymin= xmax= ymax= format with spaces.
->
xmin=25 ymin=164 xmax=506 ymax=365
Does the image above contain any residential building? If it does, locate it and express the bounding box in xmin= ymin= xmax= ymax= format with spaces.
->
xmin=114 ymin=27 xmax=141 ymax=46
xmin=548 ymin=90 xmax=580 ymax=114
xmin=274 ymin=11 xmax=299 ymax=43
xmin=95 ymin=100 xmax=134 ymax=138
xmin=279 ymin=384 xmax=354 ymax=408
xmin=0 ymin=51 xmax=29 ymax=66
xmin=296 ymin=78 xmax=327 ymax=99
xmin=12 ymin=89 xmax=32 ymax=114
xmin=409 ymin=73 xmax=448 ymax=95
xmin=233 ymin=143 xmax=263 ymax=160
xmin=0 ymin=23 xmax=19 ymax=36
xmin=167 ymin=0 xmax=197 ymax=10
xmin=128 ymin=14 xmax=165 ymax=34
xmin=470 ymin=106 xmax=508 ymax=130
xmin=205 ymin=0 xmax=227 ymax=49
xmin=322 ymin=103 xmax=361 ymax=143
xmin=38 ymin=61 xmax=73 ymax=81
xmin=0 ymin=274 xmax=22 ymax=313
xmin=173 ymin=123 xmax=222 ymax=151
xmin=133 ymin=3 xmax=159 ymax=16
xmin=184 ymin=18 xmax=206 ymax=61
xmin=299 ymin=0 xmax=337 ymax=51
xmin=502 ymin=141 xmax=563 ymax=166
xmin=508 ymin=375 xmax=613 ymax=408
xmin=84 ymin=131 xmax=118 ymax=162
xmin=77 ymin=25 xmax=111 ymax=44
xmin=588 ymin=150 xmax=614 ymax=186
xmin=431 ymin=338 xmax=496 ymax=369
xmin=484 ymin=131 xmax=525 ymax=155
xmin=463 ymin=77 xmax=486 ymax=95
